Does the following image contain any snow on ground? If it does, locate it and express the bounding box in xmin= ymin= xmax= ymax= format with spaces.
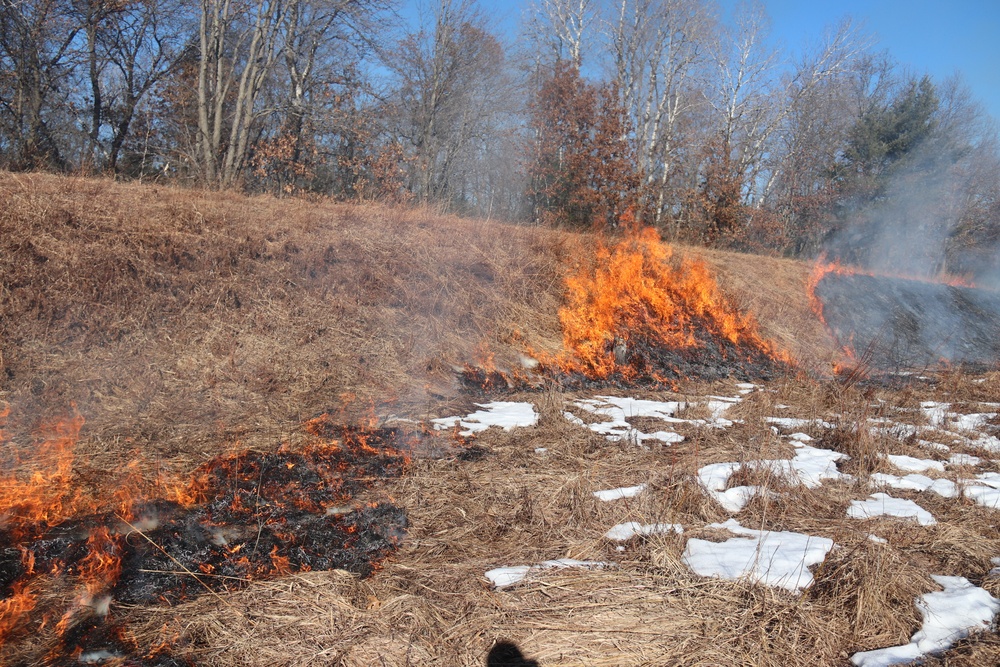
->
xmin=951 ymin=412 xmax=997 ymax=432
xmin=870 ymin=473 xmax=958 ymax=498
xmin=884 ymin=453 xmax=945 ymax=473
xmin=432 ymin=402 xmax=538 ymax=436
xmin=485 ymin=559 xmax=612 ymax=588
xmin=568 ymin=393 xmax=747 ymax=444
xmin=766 ymin=417 xmax=836 ymax=430
xmin=681 ymin=519 xmax=835 ymax=592
xmin=948 ymin=453 xmax=981 ymax=466
xmin=453 ymin=387 xmax=1000 ymax=650
xmin=697 ymin=444 xmax=850 ymax=512
xmin=593 ymin=484 xmax=646 ymax=502
xmin=963 ymin=472 xmax=1000 ymax=509
xmin=921 ymin=401 xmax=950 ymax=427
xmin=847 ymin=493 xmax=937 ymax=526
xmin=851 ymin=576 xmax=1000 ymax=667
xmin=605 ymin=522 xmax=683 ymax=541
xmin=917 ymin=439 xmax=951 ymax=453
xmin=568 ymin=396 xmax=688 ymax=444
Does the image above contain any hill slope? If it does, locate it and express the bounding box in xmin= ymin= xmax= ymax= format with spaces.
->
xmin=13 ymin=175 xmax=1000 ymax=667
xmin=0 ymin=172 xmax=833 ymax=457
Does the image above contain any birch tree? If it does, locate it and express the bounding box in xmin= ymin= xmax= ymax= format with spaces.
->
xmin=524 ymin=0 xmax=596 ymax=67
xmin=708 ymin=3 xmax=863 ymax=207
xmin=197 ymin=0 xmax=287 ymax=188
xmin=609 ymin=0 xmax=713 ymax=224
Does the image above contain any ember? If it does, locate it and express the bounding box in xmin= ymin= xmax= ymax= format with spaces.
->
xmin=0 ymin=408 xmax=412 ymax=665
xmin=537 ymin=228 xmax=792 ymax=387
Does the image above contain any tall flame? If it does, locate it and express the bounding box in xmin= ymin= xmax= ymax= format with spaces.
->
xmin=548 ymin=227 xmax=788 ymax=380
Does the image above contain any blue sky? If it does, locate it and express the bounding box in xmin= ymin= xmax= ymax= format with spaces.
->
xmin=407 ymin=0 xmax=1000 ymax=122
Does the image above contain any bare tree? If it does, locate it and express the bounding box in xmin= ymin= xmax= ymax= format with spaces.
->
xmin=608 ymin=0 xmax=713 ymax=225
xmin=523 ymin=0 xmax=596 ymax=67
xmin=196 ymin=0 xmax=288 ymax=188
xmin=708 ymin=2 xmax=863 ymax=206
xmin=97 ymin=0 xmax=189 ymax=174
xmin=0 ymin=0 xmax=78 ymax=170
xmin=386 ymin=0 xmax=517 ymax=211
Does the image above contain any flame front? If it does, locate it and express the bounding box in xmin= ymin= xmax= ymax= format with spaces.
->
xmin=549 ymin=227 xmax=789 ymax=381
xmin=805 ymin=257 xmax=980 ymax=375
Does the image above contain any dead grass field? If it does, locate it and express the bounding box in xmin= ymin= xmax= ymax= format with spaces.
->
xmin=2 ymin=172 xmax=999 ymax=666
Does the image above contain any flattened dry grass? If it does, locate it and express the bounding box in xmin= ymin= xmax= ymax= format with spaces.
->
xmin=115 ymin=377 xmax=1000 ymax=666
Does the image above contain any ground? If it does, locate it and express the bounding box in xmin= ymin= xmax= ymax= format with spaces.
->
xmin=1 ymin=173 xmax=999 ymax=666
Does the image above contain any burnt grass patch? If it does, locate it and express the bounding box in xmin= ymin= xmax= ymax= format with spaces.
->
xmin=815 ymin=273 xmax=1000 ymax=370
xmin=0 ymin=424 xmax=411 ymax=666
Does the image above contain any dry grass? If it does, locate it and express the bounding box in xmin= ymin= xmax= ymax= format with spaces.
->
xmin=0 ymin=172 xmax=570 ymax=464
xmin=2 ymin=173 xmax=999 ymax=666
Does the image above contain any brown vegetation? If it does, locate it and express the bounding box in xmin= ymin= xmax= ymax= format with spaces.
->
xmin=2 ymin=174 xmax=999 ymax=665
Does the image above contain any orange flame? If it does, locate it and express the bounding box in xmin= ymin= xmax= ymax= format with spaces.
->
xmin=0 ymin=409 xmax=89 ymax=535
xmin=546 ymin=227 xmax=789 ymax=379
xmin=0 ymin=580 xmax=37 ymax=643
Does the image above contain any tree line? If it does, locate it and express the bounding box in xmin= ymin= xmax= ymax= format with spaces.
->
xmin=2 ymin=0 xmax=999 ymax=275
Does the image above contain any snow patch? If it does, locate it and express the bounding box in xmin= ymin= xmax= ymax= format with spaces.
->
xmin=884 ymin=454 xmax=945 ymax=473
xmin=593 ymin=484 xmax=646 ymax=502
xmin=605 ymin=522 xmax=683 ymax=541
xmin=870 ymin=473 xmax=958 ymax=498
xmin=433 ymin=402 xmax=538 ymax=436
xmin=485 ymin=559 xmax=612 ymax=589
xmin=847 ymin=493 xmax=937 ymax=526
xmin=681 ymin=519 xmax=835 ymax=592
xmin=851 ymin=576 xmax=1000 ymax=667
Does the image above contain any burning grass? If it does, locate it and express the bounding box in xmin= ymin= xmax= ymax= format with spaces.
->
xmin=0 ymin=407 xmax=418 ymax=665
xmin=807 ymin=258 xmax=1000 ymax=373
xmin=533 ymin=227 xmax=794 ymax=388
xmin=3 ymin=173 xmax=1000 ymax=665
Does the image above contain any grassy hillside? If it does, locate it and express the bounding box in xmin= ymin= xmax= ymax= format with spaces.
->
xmin=4 ymin=173 xmax=999 ymax=667
xmin=0 ymin=173 xmax=573 ymax=457
xmin=0 ymin=172 xmax=834 ymax=460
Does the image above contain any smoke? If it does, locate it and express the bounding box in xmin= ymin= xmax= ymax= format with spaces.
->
xmin=823 ymin=138 xmax=967 ymax=280
xmin=816 ymin=134 xmax=1000 ymax=366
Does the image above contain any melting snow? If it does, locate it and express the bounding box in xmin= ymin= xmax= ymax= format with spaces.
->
xmin=851 ymin=576 xmax=1000 ymax=667
xmin=605 ymin=522 xmax=683 ymax=541
xmin=951 ymin=412 xmax=997 ymax=432
xmin=593 ymin=484 xmax=646 ymax=502
xmin=870 ymin=473 xmax=958 ymax=498
xmin=485 ymin=559 xmax=611 ymax=588
xmin=697 ymin=444 xmax=850 ymax=512
xmin=847 ymin=493 xmax=937 ymax=526
xmin=963 ymin=472 xmax=1000 ymax=509
xmin=921 ymin=401 xmax=950 ymax=428
xmin=884 ymin=454 xmax=945 ymax=473
xmin=681 ymin=519 xmax=835 ymax=592
xmin=917 ymin=439 xmax=951 ymax=452
xmin=948 ymin=453 xmax=981 ymax=466
xmin=568 ymin=396 xmax=687 ymax=444
xmin=766 ymin=417 xmax=835 ymax=430
xmin=432 ymin=402 xmax=538 ymax=436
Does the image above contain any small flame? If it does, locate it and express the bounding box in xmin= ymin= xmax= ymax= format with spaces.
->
xmin=805 ymin=256 xmax=979 ymax=373
xmin=0 ymin=409 xmax=88 ymax=536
